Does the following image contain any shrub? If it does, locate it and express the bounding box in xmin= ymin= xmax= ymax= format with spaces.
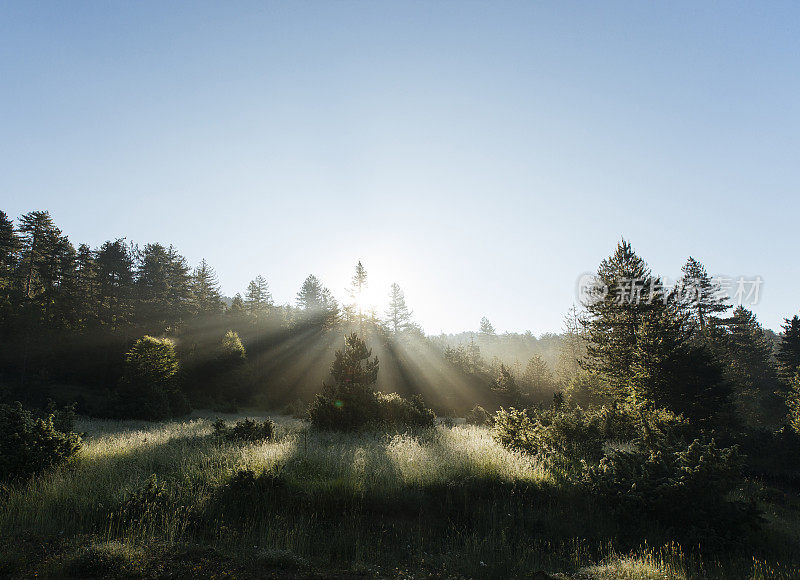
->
xmin=465 ymin=404 xmax=491 ymax=426
xmin=116 ymin=336 xmax=188 ymax=420
xmin=118 ymin=474 xmax=170 ymax=526
xmin=0 ymin=402 xmax=82 ymax=482
xmin=213 ymin=417 xmax=275 ymax=442
xmin=582 ymin=438 xmax=759 ymax=540
xmin=309 ymin=333 xmax=435 ymax=431
xmin=492 ymin=406 xmax=605 ymax=472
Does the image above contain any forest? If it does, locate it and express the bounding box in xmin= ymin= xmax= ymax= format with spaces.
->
xmin=2 ymin=208 xmax=800 ymax=578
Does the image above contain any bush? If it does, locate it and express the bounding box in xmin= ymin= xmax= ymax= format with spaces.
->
xmin=116 ymin=336 xmax=188 ymax=420
xmin=582 ymin=439 xmax=759 ymax=540
xmin=493 ymin=406 xmax=605 ymax=471
xmin=465 ymin=404 xmax=491 ymax=426
xmin=118 ymin=474 xmax=170 ymax=526
xmin=0 ymin=402 xmax=82 ymax=482
xmin=309 ymin=384 xmax=435 ymax=431
xmin=309 ymin=333 xmax=435 ymax=431
xmin=213 ymin=417 xmax=275 ymax=442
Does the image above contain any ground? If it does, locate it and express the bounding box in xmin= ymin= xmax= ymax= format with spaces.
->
xmin=1 ymin=412 xmax=798 ymax=578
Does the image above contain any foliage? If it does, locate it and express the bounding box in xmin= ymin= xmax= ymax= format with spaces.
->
xmin=116 ymin=336 xmax=188 ymax=420
xmin=0 ymin=402 xmax=82 ymax=482
xmin=212 ymin=417 xmax=275 ymax=442
xmin=582 ymin=439 xmax=758 ymax=541
xmin=465 ymin=404 xmax=492 ymax=426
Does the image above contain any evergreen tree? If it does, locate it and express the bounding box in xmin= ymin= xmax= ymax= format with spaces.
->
xmin=228 ymin=293 xmax=245 ymax=317
xmin=385 ymin=283 xmax=413 ymax=335
xmin=296 ymin=274 xmax=324 ymax=311
xmin=583 ymin=239 xmax=658 ymax=401
xmin=190 ymin=259 xmax=223 ymax=315
xmin=777 ymin=315 xmax=800 ymax=383
xmin=135 ymin=243 xmax=192 ymax=330
xmin=522 ymin=354 xmax=555 ymax=396
xmin=723 ymin=307 xmax=782 ymax=426
xmin=0 ymin=211 xmax=19 ymax=295
xmin=479 ymin=317 xmax=495 ymax=336
xmin=679 ymin=257 xmax=730 ymax=331
xmin=348 ymin=261 xmax=368 ymax=330
xmin=330 ymin=332 xmax=379 ymax=386
xmin=95 ymin=240 xmax=134 ymax=330
xmin=244 ymin=275 xmax=272 ymax=318
xmin=788 ymin=371 xmax=800 ymax=433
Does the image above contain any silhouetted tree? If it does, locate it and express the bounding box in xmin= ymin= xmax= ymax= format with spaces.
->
xmin=190 ymin=259 xmax=223 ymax=315
xmin=479 ymin=317 xmax=495 ymax=336
xmin=777 ymin=315 xmax=800 ymax=384
xmin=385 ymin=282 xmax=413 ymax=335
xmin=679 ymin=257 xmax=730 ymax=332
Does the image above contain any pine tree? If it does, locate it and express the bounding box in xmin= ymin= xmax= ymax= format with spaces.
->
xmin=787 ymin=371 xmax=800 ymax=433
xmin=330 ymin=332 xmax=379 ymax=386
xmin=723 ymin=307 xmax=781 ymax=426
xmin=244 ymin=275 xmax=272 ymax=318
xmin=135 ymin=243 xmax=192 ymax=331
xmin=228 ymin=293 xmax=245 ymax=317
xmin=479 ymin=317 xmax=495 ymax=336
xmin=348 ymin=261 xmax=368 ymax=330
xmin=385 ymin=283 xmax=413 ymax=335
xmin=191 ymin=259 xmax=223 ymax=315
xmin=679 ymin=257 xmax=730 ymax=331
xmin=95 ymin=240 xmax=134 ymax=330
xmin=777 ymin=315 xmax=800 ymax=383
xmin=0 ymin=211 xmax=20 ymax=295
xmin=296 ymin=274 xmax=324 ymax=311
xmin=583 ymin=239 xmax=658 ymax=401
xmin=521 ymin=354 xmax=554 ymax=396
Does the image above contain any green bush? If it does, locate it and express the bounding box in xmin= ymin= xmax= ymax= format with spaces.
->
xmin=492 ymin=406 xmax=605 ymax=471
xmin=309 ymin=333 xmax=435 ymax=431
xmin=116 ymin=336 xmax=188 ymax=420
xmin=465 ymin=404 xmax=492 ymax=426
xmin=582 ymin=438 xmax=759 ymax=540
xmin=213 ymin=417 xmax=275 ymax=442
xmin=0 ymin=402 xmax=82 ymax=482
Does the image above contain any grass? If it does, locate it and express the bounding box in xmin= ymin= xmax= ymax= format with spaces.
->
xmin=1 ymin=412 xmax=800 ymax=578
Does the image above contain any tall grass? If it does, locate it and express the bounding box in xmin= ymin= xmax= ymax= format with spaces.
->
xmin=1 ymin=413 xmax=799 ymax=578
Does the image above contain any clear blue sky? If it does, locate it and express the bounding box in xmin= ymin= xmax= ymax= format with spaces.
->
xmin=1 ymin=1 xmax=798 ymax=334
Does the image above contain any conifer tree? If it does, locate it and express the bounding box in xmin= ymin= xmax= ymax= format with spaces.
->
xmin=777 ymin=315 xmax=800 ymax=383
xmin=385 ymin=283 xmax=413 ymax=335
xmin=296 ymin=274 xmax=324 ymax=311
xmin=479 ymin=317 xmax=495 ymax=336
xmin=679 ymin=257 xmax=730 ymax=331
xmin=582 ymin=239 xmax=657 ymax=400
xmin=723 ymin=307 xmax=781 ymax=426
xmin=522 ymin=354 xmax=555 ymax=395
xmin=244 ymin=275 xmax=272 ymax=318
xmin=191 ymin=259 xmax=223 ymax=315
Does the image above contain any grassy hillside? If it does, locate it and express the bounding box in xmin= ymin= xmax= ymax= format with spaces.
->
xmin=1 ymin=413 xmax=798 ymax=578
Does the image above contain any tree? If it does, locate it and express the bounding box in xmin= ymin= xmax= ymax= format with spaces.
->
xmin=679 ymin=257 xmax=730 ymax=332
xmin=95 ymin=240 xmax=134 ymax=330
xmin=228 ymin=293 xmax=245 ymax=317
xmin=116 ymin=336 xmax=187 ymax=420
xmin=582 ymin=239 xmax=657 ymax=401
xmin=244 ymin=275 xmax=272 ymax=318
xmin=0 ymin=210 xmax=19 ymax=296
xmin=479 ymin=317 xmax=495 ymax=336
xmin=135 ymin=244 xmax=192 ymax=331
xmin=491 ymin=363 xmax=522 ymax=402
xmin=330 ymin=332 xmax=379 ymax=386
xmin=777 ymin=315 xmax=800 ymax=384
xmin=348 ymin=261 xmax=368 ymax=330
xmin=629 ymin=300 xmax=730 ymax=423
xmin=788 ymin=371 xmax=800 ymax=433
xmin=190 ymin=259 xmax=223 ymax=315
xmin=522 ymin=354 xmax=555 ymax=396
xmin=296 ymin=274 xmax=324 ymax=311
xmin=723 ymin=307 xmax=781 ymax=426
xmin=385 ymin=283 xmax=413 ymax=335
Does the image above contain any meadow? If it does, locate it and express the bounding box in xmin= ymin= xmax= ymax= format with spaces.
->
xmin=1 ymin=412 xmax=799 ymax=578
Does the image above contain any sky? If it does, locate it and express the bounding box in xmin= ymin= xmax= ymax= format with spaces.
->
xmin=1 ymin=1 xmax=798 ymax=335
